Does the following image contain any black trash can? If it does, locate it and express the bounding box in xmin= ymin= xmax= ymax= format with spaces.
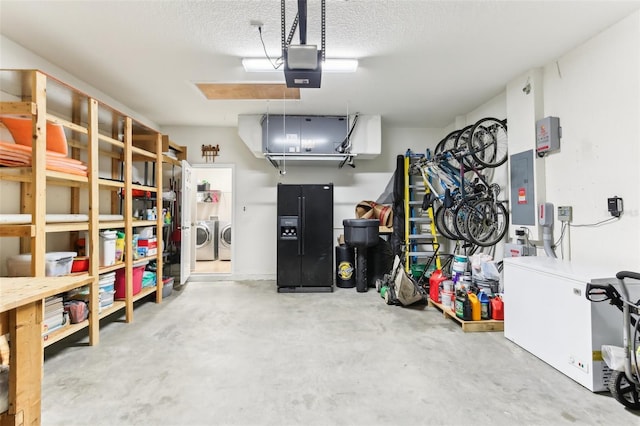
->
xmin=343 ymin=219 xmax=380 ymax=293
xmin=335 ymin=244 xmax=355 ymax=288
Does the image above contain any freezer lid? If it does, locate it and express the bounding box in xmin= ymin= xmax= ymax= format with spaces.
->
xmin=503 ymin=257 xmax=616 ymax=283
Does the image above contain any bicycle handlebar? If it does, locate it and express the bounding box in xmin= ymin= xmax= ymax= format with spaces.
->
xmin=616 ymin=270 xmax=640 ymax=281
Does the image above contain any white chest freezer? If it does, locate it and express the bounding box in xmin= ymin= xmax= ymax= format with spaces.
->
xmin=503 ymin=257 xmax=640 ymax=392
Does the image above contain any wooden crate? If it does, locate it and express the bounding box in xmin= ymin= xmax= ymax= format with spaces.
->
xmin=428 ymin=298 xmax=504 ymax=332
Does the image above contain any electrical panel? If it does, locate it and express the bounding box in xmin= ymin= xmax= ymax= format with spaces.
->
xmin=536 ymin=116 xmax=561 ymax=155
xmin=510 ymin=150 xmax=536 ymax=226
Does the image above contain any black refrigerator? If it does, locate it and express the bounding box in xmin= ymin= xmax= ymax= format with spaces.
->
xmin=277 ymin=183 xmax=334 ymax=293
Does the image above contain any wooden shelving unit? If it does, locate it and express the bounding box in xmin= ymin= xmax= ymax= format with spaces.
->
xmin=0 ymin=70 xmax=190 ymax=426
xmin=0 ymin=69 xmax=172 ymax=349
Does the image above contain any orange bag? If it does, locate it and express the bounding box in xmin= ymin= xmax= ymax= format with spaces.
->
xmin=0 ymin=117 xmax=69 ymax=156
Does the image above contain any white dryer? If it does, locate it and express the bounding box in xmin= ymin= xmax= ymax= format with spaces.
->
xmin=218 ymin=221 xmax=231 ymax=261
xmin=196 ymin=220 xmax=218 ymax=260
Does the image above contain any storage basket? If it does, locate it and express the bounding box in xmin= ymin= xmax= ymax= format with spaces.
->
xmin=7 ymin=252 xmax=77 ymax=277
xmin=115 ymin=264 xmax=146 ymax=298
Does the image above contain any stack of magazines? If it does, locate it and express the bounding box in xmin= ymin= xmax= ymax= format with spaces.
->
xmin=43 ymin=295 xmax=67 ymax=337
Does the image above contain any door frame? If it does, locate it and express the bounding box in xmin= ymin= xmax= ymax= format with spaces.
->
xmin=191 ymin=163 xmax=235 ymax=278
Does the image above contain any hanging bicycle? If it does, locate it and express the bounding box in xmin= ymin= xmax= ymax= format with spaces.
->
xmin=413 ymin=117 xmax=509 ymax=249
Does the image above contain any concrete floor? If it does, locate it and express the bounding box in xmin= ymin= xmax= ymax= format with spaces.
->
xmin=43 ymin=281 xmax=639 ymax=425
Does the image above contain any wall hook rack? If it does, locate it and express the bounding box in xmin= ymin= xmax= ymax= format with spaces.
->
xmin=202 ymin=144 xmax=220 ymax=162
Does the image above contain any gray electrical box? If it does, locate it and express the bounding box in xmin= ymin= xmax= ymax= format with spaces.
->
xmin=536 ymin=116 xmax=561 ymax=155
xmin=510 ymin=150 xmax=536 ymax=226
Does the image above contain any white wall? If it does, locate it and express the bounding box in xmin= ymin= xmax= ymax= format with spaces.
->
xmin=161 ymin=125 xmax=443 ymax=279
xmin=452 ymin=11 xmax=640 ymax=270
xmin=0 ymin=35 xmax=158 ymax=130
xmin=538 ymin=11 xmax=640 ymax=269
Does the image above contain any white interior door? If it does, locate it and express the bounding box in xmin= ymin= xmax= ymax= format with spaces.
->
xmin=180 ymin=160 xmax=193 ymax=284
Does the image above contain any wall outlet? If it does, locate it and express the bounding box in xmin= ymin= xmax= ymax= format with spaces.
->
xmin=558 ymin=206 xmax=572 ymax=222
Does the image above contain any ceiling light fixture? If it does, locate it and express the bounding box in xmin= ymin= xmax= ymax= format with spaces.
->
xmin=242 ymin=57 xmax=358 ymax=73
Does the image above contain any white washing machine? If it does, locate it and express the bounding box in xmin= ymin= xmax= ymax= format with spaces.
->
xmin=218 ymin=221 xmax=231 ymax=261
xmin=196 ymin=220 xmax=218 ymax=260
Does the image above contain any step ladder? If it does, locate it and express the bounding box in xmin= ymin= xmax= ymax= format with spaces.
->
xmin=404 ymin=150 xmax=442 ymax=276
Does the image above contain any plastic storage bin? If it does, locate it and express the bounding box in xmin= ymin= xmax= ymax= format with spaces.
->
xmin=71 ymin=256 xmax=89 ymax=273
xmin=98 ymin=271 xmax=117 ymax=310
xmin=99 ymin=230 xmax=117 ymax=267
xmin=99 ymin=272 xmax=116 ymax=292
xmin=7 ymin=252 xmax=77 ymax=277
xmin=162 ymin=277 xmax=174 ymax=298
xmin=99 ymin=290 xmax=115 ymax=309
xmin=114 ymin=264 xmax=146 ymax=299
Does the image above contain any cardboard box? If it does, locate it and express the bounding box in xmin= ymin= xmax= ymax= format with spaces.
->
xmin=137 ymin=237 xmax=157 ymax=249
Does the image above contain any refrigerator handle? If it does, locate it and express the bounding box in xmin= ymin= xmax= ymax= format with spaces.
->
xmin=300 ymin=196 xmax=305 ymax=256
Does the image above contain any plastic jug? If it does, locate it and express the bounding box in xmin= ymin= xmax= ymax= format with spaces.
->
xmin=455 ymin=291 xmax=472 ymax=320
xmin=491 ymin=295 xmax=504 ymax=320
xmin=478 ymin=290 xmax=490 ymax=320
xmin=468 ymin=292 xmax=481 ymax=321
xmin=115 ymin=231 xmax=126 ymax=262
xmin=429 ymin=269 xmax=447 ymax=303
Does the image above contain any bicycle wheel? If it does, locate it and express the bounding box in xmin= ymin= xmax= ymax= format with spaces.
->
xmin=434 ymin=204 xmax=458 ymax=240
xmin=452 ymin=201 xmax=474 ymax=243
xmin=435 ymin=130 xmax=462 ymax=169
xmin=435 ymin=130 xmax=459 ymax=155
xmin=464 ymin=199 xmax=509 ymax=247
xmin=468 ymin=118 xmax=508 ymax=168
xmin=454 ymin=125 xmax=480 ymax=170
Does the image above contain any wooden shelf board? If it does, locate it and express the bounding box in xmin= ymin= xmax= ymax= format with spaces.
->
xmin=163 ymin=156 xmax=181 ymax=167
xmin=132 ymin=286 xmax=156 ymax=302
xmin=43 ymin=321 xmax=88 ymax=347
xmin=98 ymin=262 xmax=125 ymax=274
xmin=98 ymin=300 xmax=126 ymax=319
xmin=135 ymin=255 xmax=158 ymax=265
xmin=97 ymin=133 xmax=124 ymax=149
xmin=0 ymin=101 xmax=36 ymax=116
xmin=0 ymin=275 xmax=95 ymax=312
xmin=46 ymin=170 xmax=89 ymax=184
xmin=46 ymin=222 xmax=89 ymax=233
xmin=131 ymin=183 xmax=157 ymax=193
xmin=98 ymin=178 xmax=125 ymax=188
xmin=46 ymin=113 xmax=88 ymax=134
xmin=98 ymin=221 xmax=125 ymax=230
xmin=131 ymin=145 xmax=158 ymax=160
xmin=0 ymin=167 xmax=33 ymax=182
xmin=132 ymin=220 xmax=157 ymax=227
xmin=0 ymin=224 xmax=34 ymax=237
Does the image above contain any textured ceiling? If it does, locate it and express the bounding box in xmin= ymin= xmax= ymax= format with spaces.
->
xmin=1 ymin=0 xmax=639 ymax=128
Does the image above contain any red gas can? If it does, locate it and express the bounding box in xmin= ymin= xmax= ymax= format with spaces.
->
xmin=429 ymin=270 xmax=447 ymax=303
xmin=490 ymin=295 xmax=504 ymax=320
